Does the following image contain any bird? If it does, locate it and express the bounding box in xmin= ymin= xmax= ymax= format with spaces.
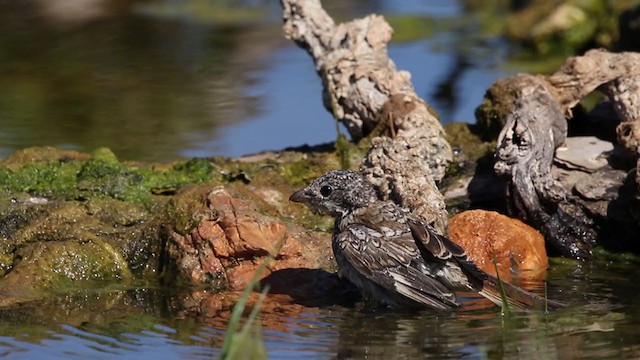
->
xmin=289 ymin=170 xmax=563 ymax=311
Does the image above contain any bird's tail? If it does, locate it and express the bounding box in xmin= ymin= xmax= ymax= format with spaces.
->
xmin=478 ymin=275 xmax=565 ymax=311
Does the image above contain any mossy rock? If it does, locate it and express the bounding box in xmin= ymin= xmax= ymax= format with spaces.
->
xmin=0 ymin=146 xmax=216 ymax=203
xmin=0 ymin=145 xmax=358 ymax=307
xmin=0 ymin=240 xmax=132 ymax=306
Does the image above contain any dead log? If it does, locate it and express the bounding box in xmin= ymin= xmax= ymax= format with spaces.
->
xmin=281 ymin=0 xmax=452 ymax=232
xmin=487 ymin=49 xmax=640 ymax=258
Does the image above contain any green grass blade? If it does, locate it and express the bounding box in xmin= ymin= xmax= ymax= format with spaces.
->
xmin=221 ymin=238 xmax=283 ymax=359
xmin=225 ymin=285 xmax=270 ymax=360
xmin=492 ymin=257 xmax=512 ymax=317
xmin=220 ymin=266 xmax=265 ymax=358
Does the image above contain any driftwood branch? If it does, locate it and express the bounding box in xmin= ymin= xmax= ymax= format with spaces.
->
xmin=489 ymin=49 xmax=640 ymax=259
xmin=281 ymin=0 xmax=452 ymax=232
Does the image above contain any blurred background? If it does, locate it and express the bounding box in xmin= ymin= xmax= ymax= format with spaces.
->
xmin=0 ymin=0 xmax=634 ymax=162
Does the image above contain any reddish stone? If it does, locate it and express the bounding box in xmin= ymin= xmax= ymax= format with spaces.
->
xmin=449 ymin=210 xmax=548 ymax=279
xmin=208 ymin=190 xmax=286 ymax=257
xmin=166 ymin=186 xmax=333 ymax=290
xmin=197 ymin=220 xmax=232 ymax=258
xmin=276 ymin=235 xmax=303 ymax=258
xmin=168 ymin=226 xmax=228 ymax=287
xmin=225 ymin=261 xmax=269 ymax=290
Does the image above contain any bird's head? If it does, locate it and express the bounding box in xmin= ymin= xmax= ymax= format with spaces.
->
xmin=289 ymin=170 xmax=378 ymax=216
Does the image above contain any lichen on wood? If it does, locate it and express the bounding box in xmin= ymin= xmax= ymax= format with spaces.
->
xmin=281 ymin=0 xmax=452 ymax=232
xmin=487 ymin=49 xmax=640 ymax=258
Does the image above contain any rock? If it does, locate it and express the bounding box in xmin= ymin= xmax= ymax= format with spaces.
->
xmin=555 ymin=136 xmax=614 ymax=172
xmin=449 ymin=210 xmax=548 ymax=279
xmin=164 ymin=185 xmax=334 ymax=291
xmin=0 ymin=239 xmax=132 ymax=307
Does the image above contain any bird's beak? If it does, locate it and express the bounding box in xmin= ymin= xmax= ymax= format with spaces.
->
xmin=289 ymin=189 xmax=310 ymax=203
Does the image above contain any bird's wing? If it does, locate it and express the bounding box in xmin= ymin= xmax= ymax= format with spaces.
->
xmin=406 ymin=215 xmax=467 ymax=261
xmin=336 ymin=218 xmax=459 ymax=309
xmin=406 ymin=215 xmax=488 ymax=287
xmin=406 ymin=215 xmax=566 ymax=311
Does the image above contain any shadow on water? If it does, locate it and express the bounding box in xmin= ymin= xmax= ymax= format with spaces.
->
xmin=261 ymin=268 xmax=362 ymax=308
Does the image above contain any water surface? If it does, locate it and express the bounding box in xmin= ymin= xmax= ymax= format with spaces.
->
xmin=0 ymin=0 xmax=513 ymax=161
xmin=1 ymin=259 xmax=638 ymax=359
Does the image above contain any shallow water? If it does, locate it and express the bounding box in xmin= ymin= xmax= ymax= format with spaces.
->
xmin=2 ymin=1 xmax=639 ymax=359
xmin=0 ymin=0 xmax=514 ymax=161
xmin=1 ymin=259 xmax=639 ymax=359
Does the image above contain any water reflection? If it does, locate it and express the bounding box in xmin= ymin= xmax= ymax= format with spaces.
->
xmin=0 ymin=0 xmax=274 ymax=162
xmin=0 ymin=259 xmax=638 ymax=359
xmin=0 ymin=0 xmax=516 ymax=162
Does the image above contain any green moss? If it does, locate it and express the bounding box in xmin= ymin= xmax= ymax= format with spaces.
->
xmin=165 ymin=184 xmax=215 ymax=236
xmin=443 ymin=122 xmax=496 ymax=183
xmin=445 ymin=123 xmax=495 ymax=163
xmin=295 ymin=212 xmax=334 ymax=234
xmin=505 ymin=0 xmax=630 ymax=57
xmin=0 ymin=161 xmax=81 ymax=199
xmin=90 ymin=147 xmax=119 ymax=164
xmin=335 ymin=132 xmax=351 ymax=170
xmin=0 ymin=240 xmax=133 ymax=304
xmin=0 ymin=147 xmax=215 ymax=204
xmin=135 ymin=0 xmax=265 ymax=25
xmin=592 ymin=246 xmax=640 ymax=263
xmin=281 ymin=160 xmax=319 ymax=186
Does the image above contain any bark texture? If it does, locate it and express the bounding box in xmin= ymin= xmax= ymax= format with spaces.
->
xmin=487 ymin=49 xmax=640 ymax=259
xmin=281 ymin=0 xmax=452 ymax=232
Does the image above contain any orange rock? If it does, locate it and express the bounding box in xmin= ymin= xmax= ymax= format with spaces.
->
xmin=275 ymin=235 xmax=303 ymax=259
xmin=197 ymin=220 xmax=231 ymax=257
xmin=225 ymin=261 xmax=269 ymax=290
xmin=208 ymin=189 xmax=285 ymax=257
xmin=449 ymin=210 xmax=548 ymax=279
xmin=166 ymin=186 xmax=333 ymax=290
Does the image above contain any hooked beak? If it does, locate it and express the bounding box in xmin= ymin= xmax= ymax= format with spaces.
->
xmin=289 ymin=189 xmax=310 ymax=203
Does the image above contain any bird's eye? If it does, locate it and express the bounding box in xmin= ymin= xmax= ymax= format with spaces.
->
xmin=319 ymin=185 xmax=333 ymax=197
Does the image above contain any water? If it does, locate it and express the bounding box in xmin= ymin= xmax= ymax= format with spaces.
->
xmin=0 ymin=0 xmax=513 ymax=162
xmin=1 ymin=259 xmax=639 ymax=359
xmin=2 ymin=1 xmax=638 ymax=359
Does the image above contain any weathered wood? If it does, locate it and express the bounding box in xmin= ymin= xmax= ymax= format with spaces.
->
xmin=491 ymin=49 xmax=640 ymax=258
xmin=549 ymin=49 xmax=640 ymax=113
xmin=281 ymin=0 xmax=452 ymax=232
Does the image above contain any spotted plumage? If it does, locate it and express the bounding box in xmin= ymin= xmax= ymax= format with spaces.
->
xmin=290 ymin=170 xmax=562 ymax=310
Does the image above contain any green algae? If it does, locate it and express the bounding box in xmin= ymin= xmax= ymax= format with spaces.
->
xmin=0 ymin=239 xmax=133 ymax=306
xmin=0 ymin=147 xmax=215 ymax=204
xmin=592 ymin=246 xmax=640 ymax=264
xmin=443 ymin=122 xmax=495 ymax=183
xmin=76 ymin=148 xmax=215 ymax=203
xmin=0 ymin=161 xmax=81 ymax=199
xmin=165 ymin=184 xmax=216 ymax=236
xmin=0 ymin=199 xmax=162 ymax=275
xmin=445 ymin=123 xmax=495 ymax=163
